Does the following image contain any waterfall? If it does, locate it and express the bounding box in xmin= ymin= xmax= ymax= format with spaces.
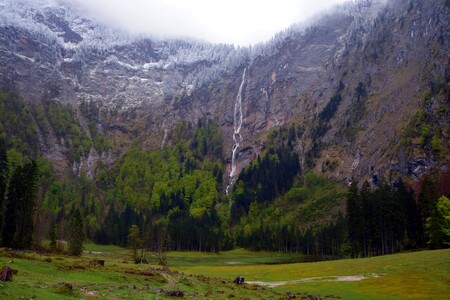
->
xmin=161 ymin=128 xmax=168 ymax=150
xmin=226 ymin=67 xmax=247 ymax=194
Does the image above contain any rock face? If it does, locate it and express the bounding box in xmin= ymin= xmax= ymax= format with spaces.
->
xmin=0 ymin=0 xmax=448 ymax=183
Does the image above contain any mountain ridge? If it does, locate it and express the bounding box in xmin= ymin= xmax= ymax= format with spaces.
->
xmin=0 ymin=0 xmax=448 ymax=187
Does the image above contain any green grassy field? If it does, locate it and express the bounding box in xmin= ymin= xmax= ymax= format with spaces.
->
xmin=0 ymin=245 xmax=449 ymax=299
xmin=166 ymin=248 xmax=305 ymax=267
xmin=175 ymin=249 xmax=450 ymax=299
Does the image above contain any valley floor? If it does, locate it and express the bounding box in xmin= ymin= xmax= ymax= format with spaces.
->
xmin=0 ymin=245 xmax=449 ymax=299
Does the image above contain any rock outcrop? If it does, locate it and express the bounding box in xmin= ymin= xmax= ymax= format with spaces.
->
xmin=0 ymin=0 xmax=448 ymax=184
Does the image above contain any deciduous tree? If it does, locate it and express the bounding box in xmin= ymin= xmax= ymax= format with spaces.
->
xmin=426 ymin=196 xmax=450 ymax=249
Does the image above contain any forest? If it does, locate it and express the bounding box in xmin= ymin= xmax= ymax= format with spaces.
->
xmin=0 ymin=90 xmax=449 ymax=260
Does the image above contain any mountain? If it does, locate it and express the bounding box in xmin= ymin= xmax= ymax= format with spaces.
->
xmin=0 ymin=0 xmax=449 ymax=256
xmin=0 ymin=0 xmax=449 ymax=187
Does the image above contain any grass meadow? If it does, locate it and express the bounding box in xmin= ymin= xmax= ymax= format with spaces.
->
xmin=0 ymin=244 xmax=448 ymax=299
xmin=173 ymin=249 xmax=450 ymax=299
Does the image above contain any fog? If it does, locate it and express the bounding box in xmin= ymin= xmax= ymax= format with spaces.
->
xmin=72 ymin=0 xmax=350 ymax=45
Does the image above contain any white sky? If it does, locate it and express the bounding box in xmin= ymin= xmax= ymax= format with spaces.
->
xmin=72 ymin=0 xmax=350 ymax=45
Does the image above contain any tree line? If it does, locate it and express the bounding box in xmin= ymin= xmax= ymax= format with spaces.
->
xmin=0 ymin=90 xmax=449 ymax=258
xmin=0 ymin=139 xmax=84 ymax=255
xmin=347 ymin=176 xmax=449 ymax=257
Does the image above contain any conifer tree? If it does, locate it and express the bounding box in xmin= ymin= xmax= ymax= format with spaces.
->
xmin=1 ymin=161 xmax=38 ymax=249
xmin=1 ymin=163 xmax=20 ymax=248
xmin=346 ymin=179 xmax=361 ymax=257
xmin=49 ymin=221 xmax=57 ymax=251
xmin=127 ymin=224 xmax=141 ymax=262
xmin=67 ymin=209 xmax=85 ymax=256
xmin=359 ymin=181 xmax=372 ymax=257
xmin=0 ymin=139 xmax=8 ymax=244
xmin=418 ymin=175 xmax=438 ymax=224
xmin=14 ymin=160 xmax=39 ymax=249
xmin=396 ymin=179 xmax=422 ymax=248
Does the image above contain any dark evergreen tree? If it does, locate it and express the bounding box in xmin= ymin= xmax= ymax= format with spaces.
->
xmin=359 ymin=181 xmax=372 ymax=257
xmin=1 ymin=161 xmax=39 ymax=249
xmin=346 ymin=179 xmax=362 ymax=257
xmin=0 ymin=138 xmax=8 ymax=244
xmin=395 ymin=179 xmax=422 ymax=248
xmin=418 ymin=175 xmax=438 ymax=225
xmin=67 ymin=209 xmax=85 ymax=256
xmin=49 ymin=221 xmax=57 ymax=251
xmin=14 ymin=161 xmax=39 ymax=249
xmin=1 ymin=166 xmax=21 ymax=247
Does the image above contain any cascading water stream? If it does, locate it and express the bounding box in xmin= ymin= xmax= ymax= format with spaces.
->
xmin=226 ymin=67 xmax=247 ymax=194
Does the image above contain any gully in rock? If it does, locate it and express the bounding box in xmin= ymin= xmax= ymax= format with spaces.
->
xmin=226 ymin=67 xmax=247 ymax=194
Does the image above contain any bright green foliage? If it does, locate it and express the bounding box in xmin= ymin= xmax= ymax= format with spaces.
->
xmin=41 ymin=172 xmax=100 ymax=245
xmin=191 ymin=121 xmax=223 ymax=159
xmin=115 ymin=145 xmax=158 ymax=209
xmin=43 ymin=100 xmax=92 ymax=161
xmin=403 ymin=79 xmax=449 ymax=160
xmin=79 ymin=100 xmax=111 ymax=153
xmin=234 ymin=171 xmax=346 ymax=255
xmin=426 ymin=196 xmax=450 ymax=249
xmin=67 ymin=209 xmax=86 ymax=256
xmin=431 ymin=135 xmax=444 ymax=155
xmin=0 ymin=92 xmax=38 ymax=156
xmin=0 ymin=91 xmax=106 ymax=163
xmin=89 ymin=122 xmax=110 ymax=153
xmin=1 ymin=84 xmax=446 ymax=261
xmin=127 ymin=224 xmax=141 ymax=261
xmin=419 ymin=123 xmax=431 ymax=146
xmin=94 ymin=121 xmax=225 ymax=252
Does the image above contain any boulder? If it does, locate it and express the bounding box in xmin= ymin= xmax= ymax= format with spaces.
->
xmin=0 ymin=266 xmax=18 ymax=281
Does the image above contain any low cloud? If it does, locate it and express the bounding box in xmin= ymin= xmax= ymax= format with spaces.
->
xmin=71 ymin=0 xmax=349 ymax=45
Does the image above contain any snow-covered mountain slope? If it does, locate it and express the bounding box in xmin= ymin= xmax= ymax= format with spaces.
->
xmin=0 ymin=0 xmax=448 ymax=185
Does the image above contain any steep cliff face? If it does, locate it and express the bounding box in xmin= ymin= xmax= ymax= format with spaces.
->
xmin=301 ymin=0 xmax=450 ymax=184
xmin=0 ymin=0 xmax=249 ymax=174
xmin=0 ymin=0 xmax=448 ymax=185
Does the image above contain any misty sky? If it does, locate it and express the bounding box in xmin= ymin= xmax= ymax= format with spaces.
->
xmin=73 ymin=0 xmax=349 ymax=45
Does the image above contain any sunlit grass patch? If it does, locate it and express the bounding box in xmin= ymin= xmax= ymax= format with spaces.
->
xmin=177 ymin=249 xmax=450 ymax=299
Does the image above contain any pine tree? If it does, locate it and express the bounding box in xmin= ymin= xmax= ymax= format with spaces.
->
xmin=1 ymin=160 xmax=39 ymax=249
xmin=2 ymin=165 xmax=24 ymax=248
xmin=0 ymin=139 xmax=8 ymax=245
xmin=396 ymin=179 xmax=422 ymax=248
xmin=14 ymin=161 xmax=39 ymax=249
xmin=418 ymin=175 xmax=438 ymax=224
xmin=49 ymin=221 xmax=57 ymax=251
xmin=346 ymin=179 xmax=362 ymax=257
xmin=127 ymin=224 xmax=141 ymax=263
xmin=67 ymin=209 xmax=85 ymax=256
xmin=360 ymin=181 xmax=371 ymax=257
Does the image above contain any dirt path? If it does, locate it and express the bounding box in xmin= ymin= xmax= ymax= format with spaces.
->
xmin=247 ymin=275 xmax=373 ymax=288
xmin=161 ymin=272 xmax=177 ymax=287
